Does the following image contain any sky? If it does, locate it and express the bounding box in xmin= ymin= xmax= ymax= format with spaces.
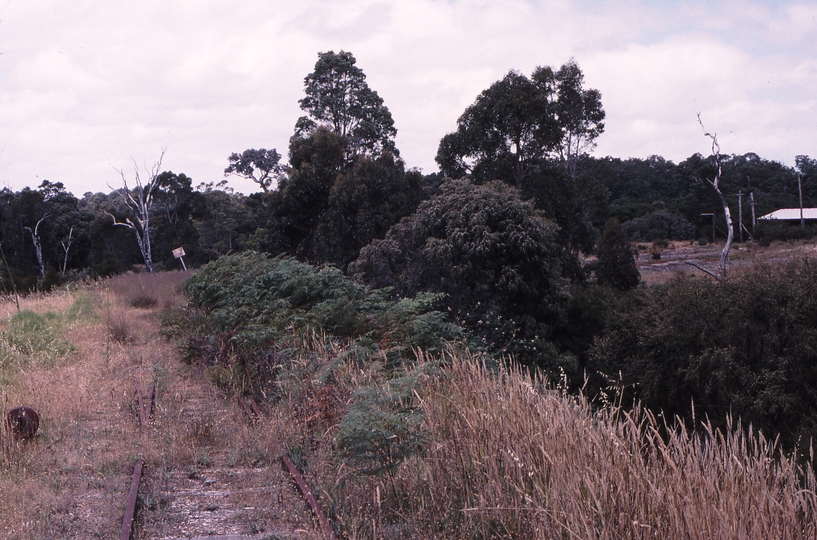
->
xmin=1 ymin=0 xmax=816 ymax=195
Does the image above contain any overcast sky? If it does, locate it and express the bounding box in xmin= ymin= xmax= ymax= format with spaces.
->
xmin=1 ymin=0 xmax=815 ymax=195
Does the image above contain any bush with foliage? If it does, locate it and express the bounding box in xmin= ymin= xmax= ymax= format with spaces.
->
xmin=755 ymin=220 xmax=817 ymax=243
xmin=591 ymin=218 xmax=640 ymax=291
xmin=590 ymin=258 xmax=817 ymax=453
xmin=621 ymin=210 xmax=695 ymax=241
xmin=350 ymin=179 xmax=569 ymax=367
xmin=177 ymin=252 xmax=459 ymax=395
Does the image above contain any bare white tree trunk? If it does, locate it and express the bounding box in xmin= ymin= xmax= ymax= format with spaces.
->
xmin=107 ymin=150 xmax=165 ymax=273
xmin=61 ymin=226 xmax=73 ymax=275
xmin=698 ymin=114 xmax=733 ymax=279
xmin=24 ymin=214 xmax=49 ymax=279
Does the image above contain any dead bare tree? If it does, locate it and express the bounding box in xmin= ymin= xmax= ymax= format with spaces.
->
xmin=688 ymin=114 xmax=734 ymax=280
xmin=108 ymin=150 xmax=165 ymax=273
xmin=60 ymin=226 xmax=73 ymax=276
xmin=24 ymin=214 xmax=49 ymax=279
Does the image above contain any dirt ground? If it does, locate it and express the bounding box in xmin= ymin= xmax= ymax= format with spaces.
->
xmin=0 ymin=274 xmax=321 ymax=540
xmin=635 ymin=239 xmax=817 ymax=284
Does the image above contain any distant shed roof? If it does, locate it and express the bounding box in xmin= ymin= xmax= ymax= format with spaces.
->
xmin=758 ymin=208 xmax=817 ymax=220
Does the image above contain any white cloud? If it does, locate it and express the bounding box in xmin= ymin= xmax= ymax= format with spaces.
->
xmin=0 ymin=0 xmax=816 ymax=195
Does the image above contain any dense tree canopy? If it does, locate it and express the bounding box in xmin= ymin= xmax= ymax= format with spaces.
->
xmin=436 ymin=70 xmax=558 ymax=188
xmin=436 ymin=60 xmax=604 ymax=188
xmin=350 ymin=179 xmax=568 ymax=364
xmin=298 ymin=50 xmax=397 ymax=159
xmin=550 ymin=60 xmax=606 ymax=179
xmin=224 ymin=148 xmax=286 ymax=193
xmin=593 ymin=218 xmax=640 ymax=291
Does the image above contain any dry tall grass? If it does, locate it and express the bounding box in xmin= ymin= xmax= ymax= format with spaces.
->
xmin=409 ymin=357 xmax=817 ymax=539
xmin=278 ymin=339 xmax=817 ymax=539
xmin=0 ymin=272 xmax=194 ymax=539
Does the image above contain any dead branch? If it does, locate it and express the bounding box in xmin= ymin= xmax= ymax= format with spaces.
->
xmin=24 ymin=214 xmax=49 ymax=278
xmin=107 ymin=148 xmax=166 ymax=273
xmin=683 ymin=260 xmax=719 ymax=280
xmin=697 ymin=114 xmax=734 ymax=279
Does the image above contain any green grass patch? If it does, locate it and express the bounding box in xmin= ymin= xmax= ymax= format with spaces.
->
xmin=0 ymin=310 xmax=74 ymax=367
xmin=63 ymin=293 xmax=98 ymax=323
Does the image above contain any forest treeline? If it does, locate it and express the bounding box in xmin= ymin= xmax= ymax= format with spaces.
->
xmin=10 ymin=50 xmax=817 ymax=452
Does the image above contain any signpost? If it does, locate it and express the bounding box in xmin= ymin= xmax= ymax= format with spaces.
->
xmin=172 ymin=247 xmax=187 ymax=271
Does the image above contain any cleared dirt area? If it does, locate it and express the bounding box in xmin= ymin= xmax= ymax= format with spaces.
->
xmin=635 ymin=239 xmax=817 ymax=284
xmin=0 ymin=273 xmax=321 ymax=540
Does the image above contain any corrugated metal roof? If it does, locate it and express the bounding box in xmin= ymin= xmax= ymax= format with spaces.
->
xmin=758 ymin=208 xmax=817 ymax=220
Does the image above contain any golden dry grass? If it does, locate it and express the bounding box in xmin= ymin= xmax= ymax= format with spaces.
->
xmin=269 ymin=335 xmax=817 ymax=539
xmin=0 ymin=288 xmax=144 ymax=539
xmin=409 ymin=357 xmax=817 ymax=539
xmin=0 ymin=271 xmax=319 ymax=539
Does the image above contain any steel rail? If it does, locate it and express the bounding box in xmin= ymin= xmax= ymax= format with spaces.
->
xmin=239 ymin=394 xmax=338 ymax=540
xmin=120 ymin=381 xmax=154 ymax=540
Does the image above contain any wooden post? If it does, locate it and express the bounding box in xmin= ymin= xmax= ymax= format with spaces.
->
xmin=738 ymin=190 xmax=744 ymax=242
xmin=750 ymin=191 xmax=756 ymax=237
xmin=799 ymin=174 xmax=805 ymax=232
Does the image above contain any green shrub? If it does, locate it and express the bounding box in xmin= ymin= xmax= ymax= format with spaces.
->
xmin=336 ymin=373 xmax=428 ymax=477
xmin=590 ymin=258 xmax=817 ymax=454
xmin=64 ymin=293 xmax=97 ymax=322
xmin=175 ymin=252 xmax=460 ymax=395
xmin=621 ymin=210 xmax=695 ymax=241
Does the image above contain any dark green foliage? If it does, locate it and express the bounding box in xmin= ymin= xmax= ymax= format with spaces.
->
xmin=184 ymin=251 xmax=367 ymax=345
xmin=593 ymin=218 xmax=640 ymax=291
xmin=590 ymin=259 xmax=817 ymax=452
xmin=263 ymin=127 xmax=347 ymax=259
xmin=436 ymin=70 xmax=558 ymax=188
xmin=224 ymin=148 xmax=285 ymax=193
xmin=555 ymin=283 xmax=616 ymax=374
xmin=265 ymin=126 xmax=425 ymax=269
xmin=755 ymin=220 xmax=817 ymax=243
xmin=315 ymin=153 xmax=424 ymax=270
xmin=521 ymin=163 xmax=610 ymax=269
xmin=194 ymin=183 xmax=258 ymax=258
xmin=582 ymin=152 xmax=813 ymax=242
xmin=150 ymin=171 xmax=209 ymax=270
xmin=621 ymin=210 xmax=695 ymax=241
xmin=298 ymin=50 xmax=397 ymax=159
xmin=337 ymin=368 xmax=431 ymax=476
xmin=550 ymin=59 xmax=606 ymax=179
xmin=179 ymin=252 xmax=459 ymax=394
xmin=436 ymin=60 xmax=604 ymax=188
xmin=351 ymin=179 xmax=568 ymax=366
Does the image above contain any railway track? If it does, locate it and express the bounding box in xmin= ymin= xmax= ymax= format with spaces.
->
xmin=0 ymin=283 xmax=333 ymax=539
xmin=124 ymin=363 xmax=325 ymax=540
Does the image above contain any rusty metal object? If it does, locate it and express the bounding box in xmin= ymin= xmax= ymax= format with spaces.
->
xmin=281 ymin=451 xmax=338 ymax=540
xmin=6 ymin=406 xmax=39 ymax=439
xmin=238 ymin=395 xmax=336 ymax=540
xmin=238 ymin=395 xmax=257 ymax=424
xmin=120 ymin=458 xmax=144 ymax=540
xmin=121 ymin=382 xmax=154 ymax=540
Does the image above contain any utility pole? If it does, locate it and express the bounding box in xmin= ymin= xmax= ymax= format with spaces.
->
xmin=799 ymin=173 xmax=805 ymax=232
xmin=750 ymin=191 xmax=756 ymax=237
xmin=737 ymin=190 xmax=744 ymax=243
